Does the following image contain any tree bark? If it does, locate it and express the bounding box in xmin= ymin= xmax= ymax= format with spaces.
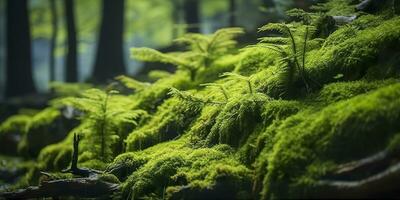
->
xmin=183 ymin=0 xmax=200 ymax=33
xmin=5 ymin=0 xmax=36 ymax=98
xmin=49 ymin=0 xmax=58 ymax=83
xmin=64 ymin=0 xmax=78 ymax=82
xmin=92 ymin=0 xmax=126 ymax=83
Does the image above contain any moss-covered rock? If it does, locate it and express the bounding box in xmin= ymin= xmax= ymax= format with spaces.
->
xmin=258 ymin=83 xmax=400 ymax=199
xmin=17 ymin=108 xmax=72 ymax=158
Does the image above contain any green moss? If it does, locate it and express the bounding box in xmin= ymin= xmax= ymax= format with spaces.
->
xmin=315 ymin=79 xmax=399 ymax=104
xmin=99 ymin=173 xmax=121 ymax=184
xmin=125 ymin=97 xmax=201 ymax=151
xmin=386 ymin=133 xmax=400 ymax=153
xmin=115 ymin=136 xmax=251 ymax=199
xmin=18 ymin=108 xmax=63 ymax=157
xmin=130 ymin=72 xmax=192 ymax=112
xmin=0 ymin=114 xmax=30 ymax=155
xmin=195 ymin=54 xmax=239 ymax=84
xmin=258 ymin=83 xmax=400 ymax=199
xmin=234 ymin=47 xmax=278 ymax=76
xmin=205 ymin=93 xmax=268 ymax=148
xmin=308 ymin=17 xmax=400 ymax=85
xmin=0 ymin=114 xmax=30 ymax=135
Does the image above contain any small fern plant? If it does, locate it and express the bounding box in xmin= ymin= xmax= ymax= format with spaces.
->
xmin=59 ymin=88 xmax=145 ymax=162
xmin=257 ymin=22 xmax=317 ymax=94
xmin=131 ymin=27 xmax=244 ymax=81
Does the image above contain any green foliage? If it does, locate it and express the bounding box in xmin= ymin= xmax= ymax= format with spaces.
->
xmin=125 ymin=97 xmax=201 ymax=151
xmin=205 ymin=94 xmax=269 ymax=148
xmin=17 ymin=108 xmax=63 ymax=157
xmin=307 ymin=16 xmax=400 ymax=85
xmin=0 ymin=115 xmax=30 ymax=136
xmin=132 ymin=28 xmax=244 ymax=81
xmin=59 ymin=89 xmax=146 ymax=162
xmin=257 ymin=22 xmax=319 ymax=95
xmin=115 ymin=75 xmax=151 ymax=92
xmin=257 ymin=83 xmax=400 ymax=199
xmin=5 ymin=2 xmax=400 ymax=200
xmin=112 ymin=136 xmax=252 ymax=199
xmin=49 ymin=82 xmax=92 ymax=97
xmin=221 ymin=72 xmax=254 ymax=94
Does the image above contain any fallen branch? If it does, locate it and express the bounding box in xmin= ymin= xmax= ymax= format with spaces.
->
xmin=61 ymin=133 xmax=102 ymax=177
xmin=313 ymin=162 xmax=400 ymax=198
xmin=1 ymin=133 xmax=120 ymax=199
xmin=312 ymin=148 xmax=400 ymax=198
xmin=2 ymin=178 xmax=119 ymax=199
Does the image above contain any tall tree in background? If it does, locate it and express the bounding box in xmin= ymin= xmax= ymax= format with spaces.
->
xmin=229 ymin=0 xmax=236 ymax=27
xmin=64 ymin=0 xmax=78 ymax=82
xmin=5 ymin=0 xmax=36 ymax=97
xmin=92 ymin=0 xmax=126 ymax=83
xmin=263 ymin=0 xmax=276 ymax=7
xmin=49 ymin=0 xmax=58 ymax=83
xmin=183 ymin=0 xmax=200 ymax=33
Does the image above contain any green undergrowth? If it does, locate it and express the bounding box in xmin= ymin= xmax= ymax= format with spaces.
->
xmin=109 ymin=136 xmax=252 ymax=199
xmin=2 ymin=1 xmax=400 ymax=199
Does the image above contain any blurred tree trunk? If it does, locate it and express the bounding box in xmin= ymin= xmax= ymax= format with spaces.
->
xmin=5 ymin=0 xmax=36 ymax=98
xmin=92 ymin=0 xmax=126 ymax=83
xmin=64 ymin=0 xmax=78 ymax=82
xmin=183 ymin=0 xmax=200 ymax=33
xmin=229 ymin=0 xmax=236 ymax=27
xmin=49 ymin=0 xmax=58 ymax=83
xmin=262 ymin=0 xmax=275 ymax=7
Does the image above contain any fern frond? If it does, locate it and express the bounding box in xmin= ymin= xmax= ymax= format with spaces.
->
xmin=148 ymin=70 xmax=173 ymax=80
xmin=221 ymin=72 xmax=250 ymax=81
xmin=259 ymin=23 xmax=294 ymax=36
xmin=131 ymin=47 xmax=191 ymax=67
xmin=116 ymin=75 xmax=151 ymax=91
xmin=169 ymin=88 xmax=224 ymax=105
xmin=259 ymin=36 xmax=289 ymax=44
xmin=208 ymin=27 xmax=244 ymax=52
xmin=201 ymin=83 xmax=229 ymax=101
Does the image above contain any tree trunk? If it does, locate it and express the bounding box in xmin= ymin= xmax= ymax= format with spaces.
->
xmin=49 ymin=0 xmax=58 ymax=83
xmin=262 ymin=0 xmax=275 ymax=7
xmin=183 ymin=0 xmax=200 ymax=33
xmin=64 ymin=0 xmax=78 ymax=82
xmin=229 ymin=0 xmax=236 ymax=27
xmin=5 ymin=0 xmax=36 ymax=98
xmin=92 ymin=0 xmax=126 ymax=83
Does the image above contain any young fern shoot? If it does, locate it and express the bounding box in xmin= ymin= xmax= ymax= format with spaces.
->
xmin=59 ymin=89 xmax=146 ymax=162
